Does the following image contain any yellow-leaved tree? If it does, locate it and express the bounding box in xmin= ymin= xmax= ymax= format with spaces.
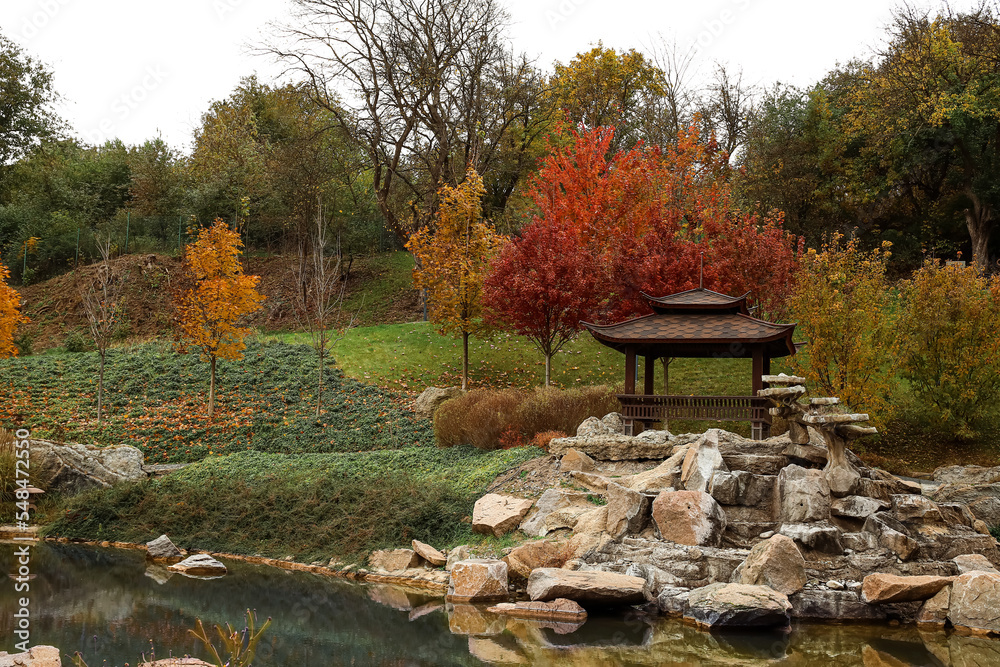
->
xmin=788 ymin=234 xmax=898 ymax=428
xmin=0 ymin=260 xmax=27 ymax=358
xmin=407 ymin=169 xmax=504 ymax=390
xmin=175 ymin=219 xmax=265 ymax=419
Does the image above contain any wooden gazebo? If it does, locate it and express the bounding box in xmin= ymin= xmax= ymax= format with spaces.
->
xmin=582 ymin=288 xmax=798 ymax=440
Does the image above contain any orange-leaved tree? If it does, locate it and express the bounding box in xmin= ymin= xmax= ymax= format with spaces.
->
xmin=175 ymin=219 xmax=265 ymax=419
xmin=407 ymin=169 xmax=504 ymax=391
xmin=0 ymin=260 xmax=27 ymax=358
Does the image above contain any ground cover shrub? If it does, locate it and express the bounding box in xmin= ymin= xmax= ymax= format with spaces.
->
xmin=45 ymin=446 xmax=541 ymax=561
xmin=0 ymin=340 xmax=433 ymax=463
xmin=434 ymin=385 xmax=618 ymax=449
xmin=896 ymin=261 xmax=1000 ymax=439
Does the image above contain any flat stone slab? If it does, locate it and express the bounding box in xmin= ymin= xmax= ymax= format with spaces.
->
xmin=802 ymin=413 xmax=869 ymax=424
xmin=761 ymin=374 xmax=806 ymax=385
xmin=684 ymin=583 xmax=791 ymax=628
xmin=487 ymin=598 xmax=587 ymax=621
xmin=527 ymin=568 xmax=646 ymax=606
xmin=861 ymin=573 xmax=955 ymax=604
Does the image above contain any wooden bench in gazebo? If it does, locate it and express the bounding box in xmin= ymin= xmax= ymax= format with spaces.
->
xmin=582 ymin=287 xmax=799 ymax=440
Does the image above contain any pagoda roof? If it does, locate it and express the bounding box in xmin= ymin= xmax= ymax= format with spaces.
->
xmin=643 ymin=287 xmax=751 ymax=314
xmin=582 ymin=312 xmax=797 ymax=358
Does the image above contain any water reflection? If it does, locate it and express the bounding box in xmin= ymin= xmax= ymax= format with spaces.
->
xmin=2 ymin=543 xmax=999 ymax=666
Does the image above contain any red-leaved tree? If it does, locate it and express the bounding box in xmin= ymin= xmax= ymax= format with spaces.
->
xmin=484 ymin=125 xmax=802 ymax=382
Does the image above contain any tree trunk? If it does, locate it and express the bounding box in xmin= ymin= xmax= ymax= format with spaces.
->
xmin=209 ymin=356 xmax=217 ymax=421
xmin=316 ymin=346 xmax=324 ymax=419
xmin=97 ymin=350 xmax=106 ymax=423
xmin=545 ymin=352 xmax=552 ymax=387
xmin=462 ymin=331 xmax=470 ymax=391
xmin=965 ymin=203 xmax=994 ymax=273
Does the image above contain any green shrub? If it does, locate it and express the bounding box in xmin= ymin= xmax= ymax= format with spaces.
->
xmin=63 ymin=331 xmax=92 ymax=353
xmin=434 ymin=385 xmax=618 ymax=450
xmin=896 ymin=260 xmax=1000 ymax=439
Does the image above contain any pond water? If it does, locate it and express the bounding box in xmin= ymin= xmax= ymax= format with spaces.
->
xmin=1 ymin=543 xmax=998 ymax=666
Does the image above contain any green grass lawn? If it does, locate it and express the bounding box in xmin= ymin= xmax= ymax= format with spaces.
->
xmin=264 ymin=321 xmax=794 ymax=396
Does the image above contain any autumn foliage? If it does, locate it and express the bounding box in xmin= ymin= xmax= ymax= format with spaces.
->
xmin=896 ymin=261 xmax=1000 ymax=437
xmin=175 ymin=219 xmax=265 ymax=419
xmin=0 ymin=261 xmax=27 ymax=358
xmin=788 ymin=235 xmax=897 ymax=426
xmin=484 ymin=125 xmax=802 ymax=380
xmin=407 ymin=169 xmax=504 ymax=390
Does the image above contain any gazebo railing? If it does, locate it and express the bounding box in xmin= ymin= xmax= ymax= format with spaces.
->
xmin=616 ymin=394 xmax=770 ymax=424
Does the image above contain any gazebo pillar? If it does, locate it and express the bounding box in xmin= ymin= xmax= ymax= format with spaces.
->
xmin=751 ymin=349 xmax=772 ymax=440
xmin=624 ymin=346 xmax=637 ymax=394
xmin=643 ymin=356 xmax=656 ymax=395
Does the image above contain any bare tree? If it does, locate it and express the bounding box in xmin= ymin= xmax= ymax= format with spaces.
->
xmin=79 ymin=236 xmax=126 ymax=423
xmin=293 ymin=196 xmax=356 ymax=419
xmin=644 ymin=36 xmax=698 ymax=146
xmin=702 ymin=64 xmax=757 ymax=158
xmin=268 ymin=0 xmax=544 ymax=243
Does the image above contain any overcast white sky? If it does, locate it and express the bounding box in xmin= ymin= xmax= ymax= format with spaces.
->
xmin=0 ymin=0 xmax=982 ymax=152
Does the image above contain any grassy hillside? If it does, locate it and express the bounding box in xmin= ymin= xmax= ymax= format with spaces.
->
xmin=44 ymin=446 xmax=541 ymax=562
xmin=0 ymin=340 xmax=432 ymax=463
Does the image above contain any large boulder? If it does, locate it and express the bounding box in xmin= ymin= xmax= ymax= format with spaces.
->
xmin=863 ymin=513 xmax=918 ymax=561
xmin=954 ymin=554 xmax=1000 ymax=575
xmin=472 ymin=494 xmax=533 ymax=538
xmin=31 ymin=439 xmax=147 ymax=494
xmin=933 ymin=465 xmax=1000 ymax=486
xmin=548 ymin=434 xmax=671 ymax=461
xmin=370 ymin=549 xmax=423 ymax=571
xmin=0 ymin=646 xmax=62 ymax=667
xmin=526 ymin=568 xmax=646 ymax=606
xmin=652 ymin=490 xmax=727 ymax=547
xmin=447 ymin=559 xmax=509 ymax=602
xmin=503 ymin=540 xmax=570 ymax=581
xmin=411 ymin=540 xmax=447 ymax=567
xmin=413 ymin=386 xmax=463 ymax=419
xmin=831 ymin=495 xmax=891 ymax=520
xmin=605 ymin=482 xmax=651 ymax=538
xmin=683 ymin=583 xmax=792 ymax=628
xmin=623 ymin=446 xmax=688 ymax=493
xmin=861 ymin=573 xmax=955 ymax=604
xmin=519 ymin=489 xmax=592 ymax=537
xmin=917 ymin=586 xmax=951 ymax=626
xmin=775 ymin=464 xmax=831 ymax=523
xmin=737 ymin=534 xmax=806 ymax=595
xmin=559 ymin=449 xmax=596 ymax=473
xmin=949 ymin=570 xmax=1000 ymax=635
xmin=680 ymin=429 xmax=728 ymax=493
xmin=146 ymin=534 xmax=182 ymax=563
xmin=778 ymin=522 xmax=844 ymax=554
xmin=168 ymin=554 xmax=227 ymax=577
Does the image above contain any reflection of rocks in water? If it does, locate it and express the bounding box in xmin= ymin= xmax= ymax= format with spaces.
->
xmin=537 ymin=610 xmax=651 ymax=648
xmin=468 ymin=635 xmax=529 ymax=664
xmin=864 ymin=638 xmax=948 ymax=666
xmin=408 ymin=600 xmax=444 ymax=621
xmin=708 ymin=628 xmax=792 ymax=661
xmin=144 ymin=564 xmax=174 ymax=585
xmin=367 ymin=583 xmax=419 ymax=611
xmin=919 ymin=631 xmax=1000 ymax=667
xmin=447 ymin=603 xmax=506 ymax=636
